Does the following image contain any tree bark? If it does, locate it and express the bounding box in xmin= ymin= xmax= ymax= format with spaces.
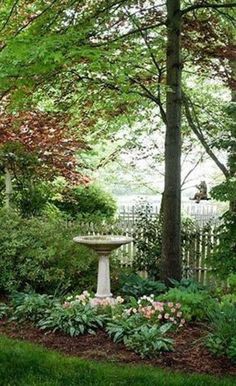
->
xmin=161 ymin=0 xmax=182 ymax=284
xmin=5 ymin=167 xmax=12 ymax=209
xmin=229 ymin=57 xmax=236 ymax=213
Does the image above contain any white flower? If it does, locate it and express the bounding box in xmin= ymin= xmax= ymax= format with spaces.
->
xmin=116 ymin=296 xmax=124 ymax=304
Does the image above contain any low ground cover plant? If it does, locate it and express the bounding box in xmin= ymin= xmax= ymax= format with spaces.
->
xmin=10 ymin=292 xmax=57 ymax=323
xmin=1 ymin=290 xmax=186 ymax=358
xmin=158 ymin=286 xmax=216 ymax=321
xmin=120 ymin=273 xmax=166 ymax=298
xmin=106 ymin=294 xmax=185 ymax=357
xmin=0 ymin=302 xmax=9 ymax=319
xmin=124 ymin=324 xmax=174 ymax=358
xmin=38 ymin=302 xmax=105 ymax=336
xmin=206 ymin=302 xmax=236 ymax=363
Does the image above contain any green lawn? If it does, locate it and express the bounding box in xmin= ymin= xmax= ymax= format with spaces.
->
xmin=0 ymin=336 xmax=235 ymax=386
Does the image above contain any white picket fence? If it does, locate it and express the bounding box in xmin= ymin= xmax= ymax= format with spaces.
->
xmin=114 ymin=201 xmax=224 ymax=282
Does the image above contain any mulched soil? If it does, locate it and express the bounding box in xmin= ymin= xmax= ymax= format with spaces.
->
xmin=0 ymin=319 xmax=235 ymax=377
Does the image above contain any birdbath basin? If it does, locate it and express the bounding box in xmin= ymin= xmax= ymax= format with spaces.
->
xmin=73 ymin=235 xmax=133 ymax=299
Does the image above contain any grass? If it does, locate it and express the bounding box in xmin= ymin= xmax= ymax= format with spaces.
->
xmin=0 ymin=336 xmax=235 ymax=386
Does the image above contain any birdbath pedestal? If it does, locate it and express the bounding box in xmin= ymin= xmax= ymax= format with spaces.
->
xmin=73 ymin=235 xmax=132 ymax=299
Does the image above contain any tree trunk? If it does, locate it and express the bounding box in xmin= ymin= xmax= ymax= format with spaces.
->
xmin=229 ymin=57 xmax=236 ymax=213
xmin=161 ymin=0 xmax=182 ymax=284
xmin=5 ymin=167 xmax=13 ymax=209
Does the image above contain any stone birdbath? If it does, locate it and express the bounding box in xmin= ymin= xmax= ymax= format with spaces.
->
xmin=73 ymin=235 xmax=133 ymax=299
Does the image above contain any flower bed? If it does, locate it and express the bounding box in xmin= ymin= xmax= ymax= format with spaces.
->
xmin=0 ymin=279 xmax=235 ymax=366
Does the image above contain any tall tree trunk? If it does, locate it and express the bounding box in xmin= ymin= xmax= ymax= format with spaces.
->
xmin=161 ymin=0 xmax=182 ymax=284
xmin=5 ymin=167 xmax=12 ymax=209
xmin=229 ymin=57 xmax=236 ymax=213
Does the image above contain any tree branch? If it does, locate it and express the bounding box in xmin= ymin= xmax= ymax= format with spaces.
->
xmin=181 ymin=154 xmax=204 ymax=187
xmin=183 ymin=93 xmax=229 ymax=178
xmin=0 ymin=0 xmax=20 ymax=33
xmin=91 ymin=21 xmax=166 ymax=46
xmin=182 ymin=2 xmax=236 ymax=15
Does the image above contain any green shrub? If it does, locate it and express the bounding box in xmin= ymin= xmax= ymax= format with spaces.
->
xmin=221 ymin=293 xmax=236 ymax=305
xmin=0 ymin=142 xmax=52 ymax=217
xmin=169 ymin=278 xmax=206 ymax=293
xmin=205 ymin=336 xmax=225 ymax=357
xmin=53 ymin=184 xmax=117 ymax=220
xmin=124 ymin=324 xmax=173 ymax=358
xmin=158 ymin=287 xmax=216 ymax=321
xmin=38 ymin=303 xmax=105 ymax=336
xmin=206 ymin=211 xmax=236 ymax=278
xmin=0 ymin=209 xmax=97 ymax=294
xmin=228 ymin=274 xmax=236 ymax=292
xmin=133 ymin=203 xmax=199 ymax=280
xmin=206 ymin=303 xmax=236 ymax=362
xmin=120 ymin=273 xmax=166 ymax=299
xmin=133 ymin=203 xmax=162 ymax=279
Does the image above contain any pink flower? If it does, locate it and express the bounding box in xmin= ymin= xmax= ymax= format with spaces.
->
xmin=177 ymin=311 xmax=182 ymax=317
xmin=171 ymin=308 xmax=176 ymax=313
xmin=152 ymin=302 xmax=164 ymax=312
xmin=167 ymin=302 xmax=174 ymax=308
xmin=170 ymin=317 xmax=175 ymax=322
xmin=176 ymin=303 xmax=181 ymax=309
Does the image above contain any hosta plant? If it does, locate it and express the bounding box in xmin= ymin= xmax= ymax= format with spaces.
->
xmin=120 ymin=273 xmax=166 ymax=298
xmin=10 ymin=292 xmax=57 ymax=322
xmin=0 ymin=303 xmax=9 ymax=319
xmin=38 ymin=303 xmax=105 ymax=336
xmin=124 ymin=324 xmax=174 ymax=359
xmin=106 ymin=313 xmax=146 ymax=343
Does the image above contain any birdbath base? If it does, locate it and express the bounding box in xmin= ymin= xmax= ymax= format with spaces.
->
xmin=95 ymin=253 xmax=112 ymax=298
